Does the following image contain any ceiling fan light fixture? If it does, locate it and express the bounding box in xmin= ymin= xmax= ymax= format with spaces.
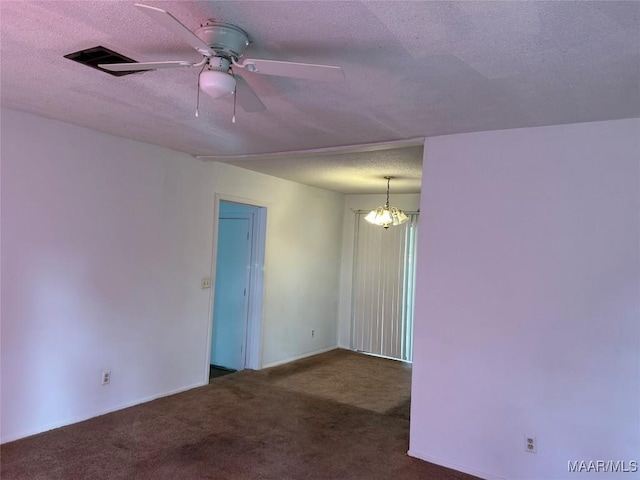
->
xmin=365 ymin=176 xmax=409 ymax=229
xmin=200 ymin=70 xmax=236 ymax=99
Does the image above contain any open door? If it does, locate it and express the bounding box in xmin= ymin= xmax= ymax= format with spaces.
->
xmin=209 ymin=199 xmax=266 ymax=374
xmin=210 ymin=215 xmax=252 ymax=370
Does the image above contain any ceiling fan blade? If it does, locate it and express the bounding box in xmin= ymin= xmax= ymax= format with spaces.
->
xmin=98 ymin=61 xmax=194 ymax=72
xmin=236 ymin=58 xmax=345 ymax=82
xmin=135 ymin=4 xmax=215 ymax=57
xmin=235 ymin=75 xmax=266 ymax=113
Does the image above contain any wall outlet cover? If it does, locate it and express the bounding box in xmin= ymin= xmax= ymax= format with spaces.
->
xmin=525 ymin=435 xmax=536 ymax=453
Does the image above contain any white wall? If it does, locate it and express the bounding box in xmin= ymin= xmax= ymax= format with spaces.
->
xmin=1 ymin=109 xmax=344 ymax=442
xmin=337 ymin=194 xmax=421 ymax=349
xmin=210 ymin=162 xmax=343 ymax=367
xmin=1 ymin=109 xmax=216 ymax=443
xmin=409 ymin=119 xmax=640 ymax=480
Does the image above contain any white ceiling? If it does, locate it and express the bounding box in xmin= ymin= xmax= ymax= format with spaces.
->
xmin=208 ymin=140 xmax=424 ymax=194
xmin=1 ymin=1 xmax=638 ymax=194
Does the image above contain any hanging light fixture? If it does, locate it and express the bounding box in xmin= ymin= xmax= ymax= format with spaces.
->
xmin=364 ymin=176 xmax=409 ymax=229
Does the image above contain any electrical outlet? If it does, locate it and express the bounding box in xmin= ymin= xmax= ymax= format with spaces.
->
xmin=201 ymin=276 xmax=211 ymax=289
xmin=525 ymin=435 xmax=536 ymax=453
xmin=102 ymin=370 xmax=111 ymax=385
xmin=311 ymin=329 xmax=315 ymax=338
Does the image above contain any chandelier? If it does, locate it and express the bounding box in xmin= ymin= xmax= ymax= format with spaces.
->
xmin=364 ymin=176 xmax=409 ymax=229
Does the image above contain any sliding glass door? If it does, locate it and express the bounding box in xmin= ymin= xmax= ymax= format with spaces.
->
xmin=351 ymin=212 xmax=418 ymax=362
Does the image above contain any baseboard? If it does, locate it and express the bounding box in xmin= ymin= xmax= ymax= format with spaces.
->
xmin=261 ymin=345 xmax=337 ymax=369
xmin=1 ymin=381 xmax=207 ymax=444
xmin=407 ymin=450 xmax=506 ymax=480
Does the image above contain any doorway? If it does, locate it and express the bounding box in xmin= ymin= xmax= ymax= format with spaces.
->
xmin=209 ymin=198 xmax=266 ymax=377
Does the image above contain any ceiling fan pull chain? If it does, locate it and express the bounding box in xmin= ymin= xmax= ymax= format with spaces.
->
xmin=195 ymin=62 xmax=208 ymax=117
xmin=195 ymin=74 xmax=201 ymax=118
xmin=232 ymin=84 xmax=237 ymax=123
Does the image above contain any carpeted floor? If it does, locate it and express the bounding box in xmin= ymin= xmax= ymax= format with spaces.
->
xmin=210 ymin=365 xmax=236 ymax=380
xmin=1 ymin=349 xmax=479 ymax=480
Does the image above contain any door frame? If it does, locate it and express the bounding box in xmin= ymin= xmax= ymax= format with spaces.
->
xmin=205 ymin=194 xmax=267 ymax=379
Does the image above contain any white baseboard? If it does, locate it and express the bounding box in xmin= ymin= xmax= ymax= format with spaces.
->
xmin=1 ymin=381 xmax=207 ymax=444
xmin=261 ymin=345 xmax=338 ymax=369
xmin=407 ymin=450 xmax=506 ymax=480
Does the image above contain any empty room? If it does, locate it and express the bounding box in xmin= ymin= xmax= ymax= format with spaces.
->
xmin=1 ymin=2 xmax=638 ymax=480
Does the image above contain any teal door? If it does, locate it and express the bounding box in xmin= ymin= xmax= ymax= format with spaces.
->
xmin=210 ymin=216 xmax=252 ymax=370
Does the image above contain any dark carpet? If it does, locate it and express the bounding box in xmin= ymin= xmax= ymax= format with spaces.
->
xmin=1 ymin=349 xmax=479 ymax=480
xmin=210 ymin=365 xmax=236 ymax=380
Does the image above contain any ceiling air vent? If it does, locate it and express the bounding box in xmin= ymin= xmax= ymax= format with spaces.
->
xmin=64 ymin=46 xmax=141 ymax=77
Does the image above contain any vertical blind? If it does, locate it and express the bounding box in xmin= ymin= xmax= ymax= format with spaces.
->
xmin=351 ymin=212 xmax=418 ymax=362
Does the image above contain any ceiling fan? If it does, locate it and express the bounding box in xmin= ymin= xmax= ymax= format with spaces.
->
xmin=99 ymin=3 xmax=345 ymax=115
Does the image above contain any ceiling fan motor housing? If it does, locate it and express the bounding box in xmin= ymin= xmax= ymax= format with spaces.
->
xmin=196 ymin=23 xmax=250 ymax=59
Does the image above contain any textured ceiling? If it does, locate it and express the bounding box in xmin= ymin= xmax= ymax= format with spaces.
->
xmin=1 ymin=1 xmax=639 ymax=194
xmin=208 ymin=141 xmax=424 ymax=194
